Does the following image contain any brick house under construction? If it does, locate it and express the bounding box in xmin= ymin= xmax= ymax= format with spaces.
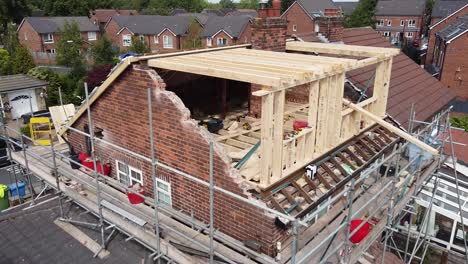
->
xmin=58 ymin=18 xmax=449 ymax=261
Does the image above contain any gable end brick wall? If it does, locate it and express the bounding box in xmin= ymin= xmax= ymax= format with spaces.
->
xmin=66 ymin=65 xmax=287 ymax=256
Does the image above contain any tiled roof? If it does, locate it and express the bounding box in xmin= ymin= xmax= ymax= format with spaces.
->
xmin=23 ymin=17 xmax=99 ymax=33
xmin=201 ymin=16 xmax=251 ymax=38
xmin=226 ymin=9 xmax=258 ymax=18
xmin=112 ymin=15 xmax=194 ymax=36
xmin=297 ymin=0 xmax=337 ymax=15
xmin=0 ymin=74 xmax=48 ymax=93
xmin=333 ymin=1 xmax=359 ymax=16
xmin=175 ymin=13 xmax=211 ymax=25
xmin=437 ymin=14 xmax=468 ymax=41
xmin=342 ymin=27 xmax=455 ymax=128
xmin=90 ymin=9 xmax=139 ymax=23
xmin=432 ymin=0 xmax=468 ymax=18
xmin=375 ymin=0 xmax=426 ymax=16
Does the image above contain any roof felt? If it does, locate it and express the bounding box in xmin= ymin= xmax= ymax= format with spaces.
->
xmin=24 ymin=17 xmax=99 ymax=33
xmin=375 ymin=0 xmax=426 ymax=16
xmin=297 ymin=0 xmax=337 ymax=15
xmin=333 ymin=1 xmax=359 ymax=16
xmin=342 ymin=27 xmax=455 ymax=128
xmin=432 ymin=0 xmax=468 ymax=18
xmin=437 ymin=13 xmax=468 ymax=41
xmin=112 ymin=15 xmax=194 ymax=35
xmin=201 ymin=16 xmax=251 ymax=38
xmin=0 ymin=74 xmax=48 ymax=93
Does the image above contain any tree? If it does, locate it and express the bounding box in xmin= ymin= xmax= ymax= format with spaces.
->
xmin=56 ymin=21 xmax=86 ymax=78
xmin=91 ymin=35 xmax=116 ymax=66
xmin=281 ymin=0 xmax=294 ymax=13
xmin=450 ymin=116 xmax=468 ymax=132
xmin=11 ymin=44 xmax=35 ymax=74
xmin=219 ymin=0 xmax=236 ymax=9
xmin=127 ymin=36 xmax=150 ymax=54
xmin=238 ymin=0 xmax=260 ymax=9
xmin=0 ymin=0 xmax=30 ymax=37
xmin=0 ymin=49 xmax=11 ymax=75
xmin=2 ymin=23 xmax=20 ymax=55
xmin=182 ymin=18 xmax=202 ymax=50
xmin=43 ymin=0 xmax=91 ymax=16
xmin=345 ymin=0 xmax=377 ymax=28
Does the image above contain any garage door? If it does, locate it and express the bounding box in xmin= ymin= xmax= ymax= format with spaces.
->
xmin=8 ymin=90 xmax=39 ymax=119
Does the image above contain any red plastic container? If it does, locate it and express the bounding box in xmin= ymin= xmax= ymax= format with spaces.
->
xmin=127 ymin=186 xmax=145 ymax=204
xmin=81 ymin=158 xmax=94 ymax=171
xmin=349 ymin=219 xmax=371 ymax=244
xmin=293 ymin=121 xmax=308 ymax=131
xmin=99 ymin=164 xmax=111 ymax=176
xmin=78 ymin=152 xmax=88 ymax=162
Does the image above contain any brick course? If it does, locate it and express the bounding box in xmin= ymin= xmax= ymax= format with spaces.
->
xmin=67 ymin=65 xmax=287 ymax=256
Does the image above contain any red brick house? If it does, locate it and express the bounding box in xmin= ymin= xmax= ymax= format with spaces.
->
xmin=426 ymin=3 xmax=468 ymax=72
xmin=374 ymin=0 xmax=426 ymax=45
xmin=201 ymin=16 xmax=252 ymax=48
xmin=90 ymin=9 xmax=139 ymax=31
xmin=427 ymin=14 xmax=468 ymax=99
xmin=17 ymin=17 xmax=100 ymax=65
xmin=104 ymin=15 xmax=203 ymax=54
xmin=281 ymin=0 xmax=344 ymax=42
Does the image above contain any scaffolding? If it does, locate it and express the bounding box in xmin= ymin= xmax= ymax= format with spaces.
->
xmin=1 ymin=84 xmax=467 ymax=264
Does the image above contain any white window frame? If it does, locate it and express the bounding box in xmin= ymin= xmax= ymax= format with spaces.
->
xmin=217 ymin=37 xmax=227 ymax=46
xmin=407 ymin=32 xmax=414 ymax=38
xmin=387 ymin=20 xmax=391 ymax=26
xmin=156 ymin=178 xmax=172 ymax=206
xmin=24 ymin=32 xmax=28 ymax=41
xmin=154 ymin=35 xmax=159 ymax=44
xmin=43 ymin=33 xmax=54 ymax=43
xmin=207 ymin=37 xmax=212 ymax=47
xmin=408 ymin=20 xmax=416 ymax=27
xmin=139 ymin=35 xmax=145 ymax=42
xmin=88 ymin=31 xmax=97 ymax=41
xmin=123 ymin=34 xmax=132 ymax=47
xmin=377 ymin=19 xmax=384 ymax=27
xmin=293 ymin=24 xmax=297 ymax=32
xmin=163 ymin=35 xmax=173 ymax=49
xmin=383 ymin=32 xmax=390 ymax=37
xmin=116 ymin=160 xmax=143 ymax=186
xmin=400 ymin=20 xmax=404 ymax=27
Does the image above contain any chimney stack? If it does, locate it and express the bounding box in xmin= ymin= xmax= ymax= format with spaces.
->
xmin=258 ymin=0 xmax=281 ymax=18
xmin=317 ymin=8 xmax=345 ymax=42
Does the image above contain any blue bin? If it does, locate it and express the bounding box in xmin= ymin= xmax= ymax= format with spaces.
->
xmin=8 ymin=182 xmax=26 ymax=197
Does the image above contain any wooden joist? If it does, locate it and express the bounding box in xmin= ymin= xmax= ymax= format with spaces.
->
xmin=286 ymin=41 xmax=400 ymax=58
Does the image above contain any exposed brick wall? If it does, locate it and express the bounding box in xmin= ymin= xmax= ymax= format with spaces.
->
xmin=251 ymin=17 xmax=287 ymax=52
xmin=66 ymin=65 xmax=287 ymax=256
xmin=317 ymin=16 xmax=344 ymax=42
xmin=281 ymin=2 xmax=316 ymax=37
xmin=426 ymin=6 xmax=468 ymax=67
xmin=249 ymin=17 xmax=287 ymax=117
xmin=439 ymin=33 xmax=468 ymax=99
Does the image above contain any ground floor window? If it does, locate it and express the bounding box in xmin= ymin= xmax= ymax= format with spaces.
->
xmin=383 ymin=32 xmax=390 ymax=37
xmin=116 ymin=160 xmax=143 ymax=186
xmin=156 ymin=178 xmax=172 ymax=206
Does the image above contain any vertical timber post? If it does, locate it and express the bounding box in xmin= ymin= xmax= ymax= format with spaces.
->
xmin=260 ymin=92 xmax=274 ymax=187
xmin=272 ymin=89 xmax=285 ymax=181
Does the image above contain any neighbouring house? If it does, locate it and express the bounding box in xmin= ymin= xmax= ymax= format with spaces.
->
xmin=427 ymin=14 xmax=468 ymax=99
xmin=430 ymin=0 xmax=468 ymax=25
xmin=0 ymin=74 xmax=48 ymax=120
xmin=425 ymin=3 xmax=467 ymax=75
xmin=225 ymin=9 xmax=258 ymax=18
xmin=17 ymin=17 xmax=100 ymax=65
xmin=104 ymin=15 xmax=203 ymax=53
xmin=281 ymin=0 xmax=345 ymax=42
xmin=201 ymin=16 xmax=252 ymax=48
xmin=90 ymin=9 xmax=139 ymax=31
xmin=174 ymin=13 xmax=211 ymax=26
xmin=201 ymin=8 xmax=234 ymax=16
xmin=374 ymin=0 xmax=426 ymax=46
